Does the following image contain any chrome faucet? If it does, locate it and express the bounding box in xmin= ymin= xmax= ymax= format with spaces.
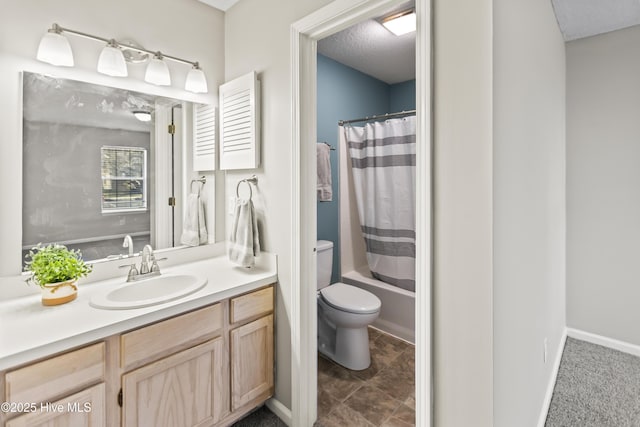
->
xmin=140 ymin=244 xmax=153 ymax=274
xmin=120 ymin=244 xmax=166 ymax=282
xmin=122 ymin=235 xmax=134 ymax=257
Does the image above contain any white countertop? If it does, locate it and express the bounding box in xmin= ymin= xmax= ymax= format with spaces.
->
xmin=0 ymin=252 xmax=277 ymax=371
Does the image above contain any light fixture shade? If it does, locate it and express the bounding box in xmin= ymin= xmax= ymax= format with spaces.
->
xmin=37 ymin=31 xmax=74 ymax=66
xmin=97 ymin=44 xmax=127 ymax=77
xmin=133 ymin=110 xmax=152 ymax=122
xmin=145 ymin=55 xmax=171 ymax=86
xmin=382 ymin=11 xmax=417 ymax=36
xmin=185 ymin=67 xmax=208 ymax=93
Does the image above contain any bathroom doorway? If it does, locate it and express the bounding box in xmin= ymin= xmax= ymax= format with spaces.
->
xmin=315 ymin=7 xmax=417 ymax=425
xmin=290 ymin=0 xmax=431 ymax=425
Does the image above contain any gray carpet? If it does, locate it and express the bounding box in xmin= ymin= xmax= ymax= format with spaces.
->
xmin=545 ymin=337 xmax=640 ymax=427
xmin=232 ymin=406 xmax=287 ymax=427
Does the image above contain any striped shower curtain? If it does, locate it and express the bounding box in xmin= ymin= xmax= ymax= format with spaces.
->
xmin=341 ymin=116 xmax=416 ymax=292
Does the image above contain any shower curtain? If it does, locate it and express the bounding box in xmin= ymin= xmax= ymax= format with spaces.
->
xmin=341 ymin=116 xmax=416 ymax=292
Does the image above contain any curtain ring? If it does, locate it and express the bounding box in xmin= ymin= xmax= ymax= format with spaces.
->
xmin=236 ymin=179 xmax=253 ymax=200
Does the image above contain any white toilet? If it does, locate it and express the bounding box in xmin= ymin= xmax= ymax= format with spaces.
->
xmin=317 ymin=240 xmax=381 ymax=370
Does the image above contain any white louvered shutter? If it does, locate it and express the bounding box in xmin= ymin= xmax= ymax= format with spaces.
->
xmin=192 ymin=104 xmax=216 ymax=171
xmin=219 ymin=71 xmax=261 ymax=170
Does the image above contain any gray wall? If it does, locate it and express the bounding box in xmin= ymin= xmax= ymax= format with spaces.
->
xmin=225 ymin=0 xmax=334 ymax=410
xmin=23 ymin=121 xmax=151 ymax=260
xmin=433 ymin=0 xmax=494 ymax=424
xmin=567 ymin=25 xmax=640 ymax=346
xmin=493 ymin=0 xmax=566 ymax=425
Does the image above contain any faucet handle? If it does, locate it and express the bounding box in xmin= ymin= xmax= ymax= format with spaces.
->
xmin=119 ymin=263 xmax=139 ymax=282
xmin=150 ymin=257 xmax=167 ymax=273
xmin=139 ymin=260 xmax=150 ymax=275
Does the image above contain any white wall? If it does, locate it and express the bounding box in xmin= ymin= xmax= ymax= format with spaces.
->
xmin=493 ymin=0 xmax=566 ymax=425
xmin=433 ymin=0 xmax=494 ymax=425
xmin=224 ymin=0 xmax=333 ymax=410
xmin=0 ymin=0 xmax=224 ymax=275
xmin=566 ymin=26 xmax=640 ymax=346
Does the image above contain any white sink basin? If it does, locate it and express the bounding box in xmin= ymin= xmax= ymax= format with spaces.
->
xmin=90 ymin=274 xmax=207 ymax=310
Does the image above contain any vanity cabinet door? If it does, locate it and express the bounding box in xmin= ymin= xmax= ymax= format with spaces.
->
xmin=122 ymin=338 xmax=225 ymax=427
xmin=6 ymin=383 xmax=105 ymax=427
xmin=230 ymin=314 xmax=274 ymax=411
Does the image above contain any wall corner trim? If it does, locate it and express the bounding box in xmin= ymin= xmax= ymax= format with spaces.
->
xmin=536 ymin=328 xmax=567 ymax=427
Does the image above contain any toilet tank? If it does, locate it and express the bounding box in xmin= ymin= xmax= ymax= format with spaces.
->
xmin=316 ymin=240 xmax=334 ymax=290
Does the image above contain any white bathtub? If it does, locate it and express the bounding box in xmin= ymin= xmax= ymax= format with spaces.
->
xmin=341 ymin=267 xmax=415 ymax=343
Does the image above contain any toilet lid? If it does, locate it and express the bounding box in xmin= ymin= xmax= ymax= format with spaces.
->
xmin=320 ymin=282 xmax=381 ymax=314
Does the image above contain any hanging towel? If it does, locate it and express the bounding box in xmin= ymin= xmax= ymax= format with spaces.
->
xmin=228 ymin=198 xmax=260 ymax=267
xmin=180 ymin=193 xmax=208 ymax=246
xmin=317 ymin=143 xmax=333 ymax=201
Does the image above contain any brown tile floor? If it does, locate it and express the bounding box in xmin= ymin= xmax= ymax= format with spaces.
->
xmin=315 ymin=327 xmax=415 ymax=427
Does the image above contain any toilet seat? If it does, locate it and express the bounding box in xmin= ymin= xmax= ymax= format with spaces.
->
xmin=320 ymin=282 xmax=381 ymax=314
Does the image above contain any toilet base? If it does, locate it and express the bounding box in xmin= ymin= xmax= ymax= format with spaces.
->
xmin=316 ymin=292 xmax=379 ymax=371
xmin=334 ymin=326 xmax=371 ymax=370
xmin=318 ymin=324 xmax=371 ymax=371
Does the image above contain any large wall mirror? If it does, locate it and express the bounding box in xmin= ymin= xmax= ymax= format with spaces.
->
xmin=22 ymin=72 xmax=204 ymax=264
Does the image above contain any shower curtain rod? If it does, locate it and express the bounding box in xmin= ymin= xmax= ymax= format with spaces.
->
xmin=338 ymin=109 xmax=416 ymax=126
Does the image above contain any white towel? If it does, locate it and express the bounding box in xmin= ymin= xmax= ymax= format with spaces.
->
xmin=180 ymin=193 xmax=208 ymax=246
xmin=317 ymin=143 xmax=332 ymax=201
xmin=228 ymin=198 xmax=260 ymax=267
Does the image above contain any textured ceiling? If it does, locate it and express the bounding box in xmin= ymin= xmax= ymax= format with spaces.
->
xmin=318 ymin=18 xmax=415 ymax=84
xmin=23 ymin=73 xmax=163 ymax=132
xmin=196 ymin=0 xmax=415 ymax=84
xmin=552 ymin=0 xmax=640 ymax=41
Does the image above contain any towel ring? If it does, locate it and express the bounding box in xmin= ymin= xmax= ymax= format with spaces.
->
xmin=236 ymin=179 xmax=253 ymax=200
xmin=190 ymin=181 xmax=202 ymax=195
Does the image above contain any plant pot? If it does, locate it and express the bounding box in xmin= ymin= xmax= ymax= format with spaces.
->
xmin=41 ymin=280 xmax=78 ymax=306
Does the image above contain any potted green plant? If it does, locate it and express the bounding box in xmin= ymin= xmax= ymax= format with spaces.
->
xmin=24 ymin=243 xmax=92 ymax=306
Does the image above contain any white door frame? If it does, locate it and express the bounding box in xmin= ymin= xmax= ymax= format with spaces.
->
xmin=290 ymin=0 xmax=432 ymax=425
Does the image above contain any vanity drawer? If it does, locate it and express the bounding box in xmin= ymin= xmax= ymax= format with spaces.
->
xmin=5 ymin=342 xmax=105 ymax=404
xmin=121 ymin=303 xmax=222 ymax=370
xmin=230 ymin=285 xmax=274 ymax=324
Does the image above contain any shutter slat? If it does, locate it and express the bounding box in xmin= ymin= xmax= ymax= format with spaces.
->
xmin=219 ymin=71 xmax=261 ymax=170
xmin=193 ymin=104 xmax=216 ymax=171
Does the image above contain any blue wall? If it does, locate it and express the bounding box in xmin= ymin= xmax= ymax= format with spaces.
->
xmin=317 ymin=54 xmax=415 ymax=283
xmin=390 ymin=80 xmax=417 ymax=112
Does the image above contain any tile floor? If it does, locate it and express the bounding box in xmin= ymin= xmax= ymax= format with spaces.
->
xmin=315 ymin=327 xmax=415 ymax=427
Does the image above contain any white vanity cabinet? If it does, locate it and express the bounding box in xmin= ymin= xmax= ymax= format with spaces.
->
xmin=1 ymin=284 xmax=275 ymax=427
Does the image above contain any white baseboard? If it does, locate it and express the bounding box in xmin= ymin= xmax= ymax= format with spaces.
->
xmin=536 ymin=327 xmax=640 ymax=427
xmin=566 ymin=328 xmax=640 ymax=357
xmin=266 ymin=397 xmax=292 ymax=426
xmin=537 ymin=328 xmax=567 ymax=427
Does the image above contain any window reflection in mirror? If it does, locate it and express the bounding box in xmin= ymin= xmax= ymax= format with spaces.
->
xmin=22 ymin=72 xmax=190 ymax=264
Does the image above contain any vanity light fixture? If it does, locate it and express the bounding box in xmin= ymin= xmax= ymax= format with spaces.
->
xmin=144 ymin=52 xmax=171 ymax=86
xmin=36 ymin=23 xmax=208 ymax=93
xmin=36 ymin=24 xmax=74 ymax=66
xmin=185 ymin=63 xmax=208 ymax=93
xmin=382 ymin=10 xmax=417 ymax=36
xmin=97 ymin=39 xmax=128 ymax=77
